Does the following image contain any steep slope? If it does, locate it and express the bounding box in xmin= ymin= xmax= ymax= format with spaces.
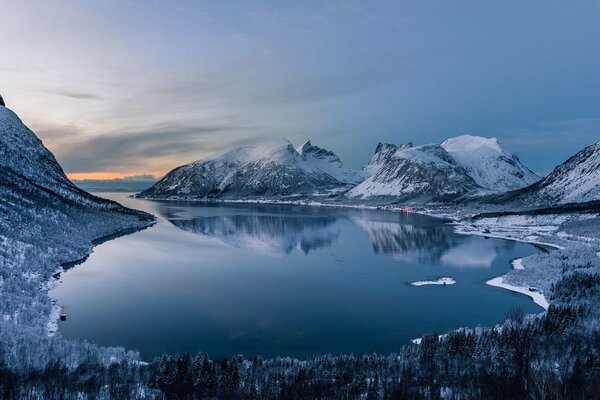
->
xmin=362 ymin=143 xmax=399 ymax=175
xmin=441 ymin=135 xmax=539 ymax=191
xmin=0 ymin=106 xmax=151 ymax=212
xmin=493 ymin=142 xmax=600 ymax=207
xmin=297 ymin=140 xmax=366 ymax=184
xmin=139 ymin=139 xmax=360 ymax=199
xmin=347 ymin=143 xmax=480 ymax=202
xmin=0 ymin=103 xmax=153 ymax=370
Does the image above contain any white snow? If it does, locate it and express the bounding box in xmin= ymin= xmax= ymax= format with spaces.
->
xmin=486 ymin=277 xmax=549 ymax=310
xmin=145 ymin=139 xmax=363 ymax=198
xmin=298 ymin=140 xmax=367 ymax=184
xmin=511 ymin=258 xmax=524 ymax=270
xmin=348 ymin=144 xmax=477 ymax=199
xmin=441 ymin=135 xmax=540 ymax=191
xmin=533 ymin=142 xmax=600 ymax=204
xmin=348 ymin=135 xmax=539 ymax=200
xmin=410 ymin=277 xmax=457 ymax=286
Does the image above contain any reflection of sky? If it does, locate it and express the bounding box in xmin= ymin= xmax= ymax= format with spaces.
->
xmin=162 ymin=203 xmax=514 ymax=271
xmin=51 ymin=194 xmax=544 ymax=359
xmin=440 ymin=240 xmax=497 ymax=269
xmin=2 ymin=2 xmax=600 ymax=178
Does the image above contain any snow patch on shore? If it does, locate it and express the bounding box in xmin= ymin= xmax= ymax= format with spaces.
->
xmin=511 ymin=258 xmax=524 ymax=270
xmin=410 ymin=277 xmax=456 ymax=286
xmin=486 ymin=277 xmax=549 ymax=310
xmin=46 ymin=301 xmax=61 ymax=337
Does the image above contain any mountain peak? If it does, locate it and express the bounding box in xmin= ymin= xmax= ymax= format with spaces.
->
xmin=0 ymin=94 xmax=4 ymax=107
xmin=439 ymin=134 xmax=539 ymax=191
xmin=441 ymin=135 xmax=501 ymax=154
xmin=141 ymin=139 xmax=363 ymax=198
xmin=374 ymin=142 xmax=398 ymax=154
xmin=297 ymin=140 xmax=315 ymax=155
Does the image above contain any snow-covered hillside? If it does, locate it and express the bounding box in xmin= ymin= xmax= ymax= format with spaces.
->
xmin=0 ymin=104 xmax=152 ymax=371
xmin=139 ymin=139 xmax=362 ymax=199
xmin=348 ymin=135 xmax=539 ymax=202
xmin=347 ymin=143 xmax=480 ymax=202
xmin=361 ymin=142 xmax=410 ymax=175
xmin=297 ymin=140 xmax=367 ymax=184
xmin=496 ymin=142 xmax=600 ymax=206
xmin=0 ymin=106 xmax=147 ymax=211
xmin=441 ymin=135 xmax=539 ymax=191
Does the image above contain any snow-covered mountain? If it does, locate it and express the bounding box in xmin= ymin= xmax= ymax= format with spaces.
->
xmin=0 ymin=106 xmax=152 ymax=214
xmin=297 ymin=140 xmax=367 ymax=184
xmin=0 ymin=102 xmax=152 ymax=363
xmin=348 ymin=135 xmax=539 ymax=202
xmin=139 ymin=139 xmax=363 ymax=199
xmin=495 ymin=142 xmax=600 ymax=206
xmin=441 ymin=135 xmax=540 ymax=191
xmin=347 ymin=143 xmax=480 ymax=202
xmin=362 ymin=143 xmax=408 ymax=175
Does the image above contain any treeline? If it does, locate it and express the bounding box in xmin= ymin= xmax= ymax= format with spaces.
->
xmin=2 ymin=275 xmax=600 ymax=399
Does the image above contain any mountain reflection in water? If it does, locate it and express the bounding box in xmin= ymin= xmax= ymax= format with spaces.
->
xmin=51 ymin=194 xmax=539 ymax=360
xmin=156 ymin=203 xmax=509 ymax=266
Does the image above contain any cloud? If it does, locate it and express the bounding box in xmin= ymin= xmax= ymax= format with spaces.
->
xmin=52 ymin=121 xmax=241 ymax=172
xmin=47 ymin=90 xmax=103 ymax=100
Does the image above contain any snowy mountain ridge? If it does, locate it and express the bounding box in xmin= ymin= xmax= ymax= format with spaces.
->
xmin=493 ymin=141 xmax=600 ymax=206
xmin=441 ymin=135 xmax=540 ymax=191
xmin=139 ymin=139 xmax=363 ymax=199
xmin=0 ymin=106 xmax=148 ymax=212
xmin=347 ymin=143 xmax=481 ymax=202
xmin=347 ymin=135 xmax=538 ymax=202
xmin=139 ymin=133 xmax=599 ymax=207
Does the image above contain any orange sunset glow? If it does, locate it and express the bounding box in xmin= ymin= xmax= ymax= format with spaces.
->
xmin=67 ymin=172 xmax=162 ymax=180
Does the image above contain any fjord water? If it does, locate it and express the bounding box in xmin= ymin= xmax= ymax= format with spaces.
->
xmin=50 ymin=193 xmax=542 ymax=360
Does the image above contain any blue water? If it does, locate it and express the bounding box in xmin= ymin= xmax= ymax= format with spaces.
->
xmin=50 ymin=193 xmax=542 ymax=360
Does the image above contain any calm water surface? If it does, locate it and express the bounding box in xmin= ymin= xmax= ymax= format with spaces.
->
xmin=50 ymin=193 xmax=542 ymax=360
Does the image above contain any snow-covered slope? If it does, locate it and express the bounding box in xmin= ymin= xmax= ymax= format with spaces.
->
xmin=0 ymin=106 xmax=148 ymax=212
xmin=0 ymin=103 xmax=152 ymax=370
xmin=348 ymin=135 xmax=539 ymax=203
xmin=297 ymin=140 xmax=366 ymax=184
xmin=441 ymin=135 xmax=539 ymax=191
xmin=347 ymin=143 xmax=480 ymax=202
xmin=362 ymin=143 xmax=406 ymax=175
xmin=140 ymin=139 xmax=361 ymax=199
xmin=496 ymin=142 xmax=600 ymax=206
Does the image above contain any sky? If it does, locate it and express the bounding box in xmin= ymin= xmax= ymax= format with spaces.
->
xmin=1 ymin=0 xmax=599 ymax=179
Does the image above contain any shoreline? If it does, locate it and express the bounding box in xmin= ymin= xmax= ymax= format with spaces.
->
xmin=449 ymin=220 xmax=559 ymax=313
xmin=134 ymin=192 xmax=559 ymax=313
xmin=129 ymin=193 xmax=566 ymax=324
xmin=486 ymin=276 xmax=549 ymax=310
xmin=70 ymin=192 xmax=579 ymax=353
xmin=45 ymin=221 xmax=155 ymax=336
